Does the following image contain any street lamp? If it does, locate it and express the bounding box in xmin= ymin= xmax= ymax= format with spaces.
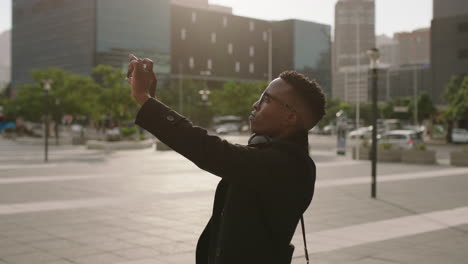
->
xmin=367 ymin=48 xmax=380 ymax=198
xmin=43 ymin=79 xmax=53 ymax=163
xmin=199 ymin=70 xmax=211 ymax=105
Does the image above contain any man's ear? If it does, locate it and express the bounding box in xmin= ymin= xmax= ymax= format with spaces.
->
xmin=286 ymin=111 xmax=299 ymax=127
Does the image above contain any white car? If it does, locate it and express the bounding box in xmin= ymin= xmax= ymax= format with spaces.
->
xmin=452 ymin=128 xmax=468 ymax=143
xmin=378 ymin=130 xmax=424 ymax=149
xmin=348 ymin=126 xmax=372 ymax=139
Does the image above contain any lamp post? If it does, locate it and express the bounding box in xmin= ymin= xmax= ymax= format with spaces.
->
xmin=43 ymin=79 xmax=53 ymax=163
xmin=199 ymin=70 xmax=211 ymax=105
xmin=367 ymin=48 xmax=380 ymax=199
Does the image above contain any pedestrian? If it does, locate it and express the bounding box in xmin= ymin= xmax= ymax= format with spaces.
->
xmin=127 ymin=54 xmax=326 ymax=264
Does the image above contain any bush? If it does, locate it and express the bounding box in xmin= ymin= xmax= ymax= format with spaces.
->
xmin=361 ymin=139 xmax=369 ymax=148
xmin=413 ymin=143 xmax=427 ymax=151
xmin=139 ymin=134 xmax=147 ymax=141
xmin=121 ymin=126 xmax=138 ymax=137
xmin=379 ymin=143 xmax=393 ymax=150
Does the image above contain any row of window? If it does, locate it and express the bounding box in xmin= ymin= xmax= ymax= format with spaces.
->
xmin=180 ymin=28 xmax=269 ymax=42
xmin=189 ymin=11 xmax=257 ymax=32
xmin=187 ymin=57 xmax=256 ymax=73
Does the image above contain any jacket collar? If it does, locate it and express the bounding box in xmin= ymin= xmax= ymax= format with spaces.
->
xmin=272 ymin=130 xmax=309 ymax=154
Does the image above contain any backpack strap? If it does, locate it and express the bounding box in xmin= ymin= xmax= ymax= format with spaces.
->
xmin=300 ymin=216 xmax=310 ymax=264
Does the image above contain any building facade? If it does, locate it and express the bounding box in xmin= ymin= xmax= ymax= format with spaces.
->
xmin=434 ymin=0 xmax=468 ymax=19
xmin=376 ymin=34 xmax=400 ymax=67
xmin=0 ymin=30 xmax=10 ymax=91
xmin=333 ymin=0 xmax=375 ymax=103
xmin=395 ymin=28 xmax=430 ymax=66
xmin=12 ymin=0 xmax=331 ymax=96
xmin=431 ymin=1 xmax=468 ymax=104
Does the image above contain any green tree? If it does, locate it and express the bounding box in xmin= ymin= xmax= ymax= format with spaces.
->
xmin=416 ymin=92 xmax=436 ymax=121
xmin=158 ymin=79 xmax=215 ymax=127
xmin=317 ymin=98 xmax=352 ymax=128
xmin=210 ymin=81 xmax=266 ymax=121
xmin=381 ymin=97 xmax=413 ymax=121
xmin=93 ymin=64 xmax=139 ymax=125
xmin=443 ymin=76 xmax=468 ymax=142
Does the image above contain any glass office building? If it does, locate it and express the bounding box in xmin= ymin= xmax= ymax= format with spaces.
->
xmin=12 ymin=0 xmax=171 ymax=87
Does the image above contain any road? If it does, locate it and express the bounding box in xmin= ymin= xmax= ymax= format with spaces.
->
xmin=0 ymin=135 xmax=467 ymax=264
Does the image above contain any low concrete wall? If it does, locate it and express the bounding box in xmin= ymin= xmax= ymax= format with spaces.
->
xmin=450 ymin=152 xmax=468 ymax=166
xmin=87 ymin=139 xmax=154 ymax=150
xmin=402 ymin=150 xmax=436 ymax=164
xmin=352 ymin=147 xmax=370 ymax=160
xmin=378 ymin=149 xmax=402 ymax=162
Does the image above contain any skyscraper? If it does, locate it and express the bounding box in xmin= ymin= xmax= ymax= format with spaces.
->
xmin=333 ymin=0 xmax=375 ymax=103
xmin=432 ymin=0 xmax=468 ymax=104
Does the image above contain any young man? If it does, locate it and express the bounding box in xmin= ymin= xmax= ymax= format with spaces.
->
xmin=128 ymin=55 xmax=326 ymax=264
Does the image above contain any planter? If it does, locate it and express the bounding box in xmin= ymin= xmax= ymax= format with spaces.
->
xmin=87 ymin=139 xmax=153 ymax=150
xmin=450 ymin=152 xmax=468 ymax=166
xmin=378 ymin=149 xmax=402 ymax=162
xmin=401 ymin=149 xmax=436 ymax=164
xmin=352 ymin=147 xmax=370 ymax=160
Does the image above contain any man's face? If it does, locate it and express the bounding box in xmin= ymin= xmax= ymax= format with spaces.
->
xmin=249 ymin=78 xmax=297 ymax=137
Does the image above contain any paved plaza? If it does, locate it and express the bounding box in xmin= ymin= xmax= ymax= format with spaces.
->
xmin=0 ymin=135 xmax=467 ymax=264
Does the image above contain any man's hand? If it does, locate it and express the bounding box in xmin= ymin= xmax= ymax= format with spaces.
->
xmin=127 ymin=54 xmax=157 ymax=105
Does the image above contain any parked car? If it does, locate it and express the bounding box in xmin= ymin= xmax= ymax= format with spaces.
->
xmin=452 ymin=128 xmax=468 ymax=143
xmin=215 ymin=123 xmax=240 ymax=135
xmin=378 ymin=130 xmax=424 ymax=149
xmin=309 ymin=126 xmax=322 ymax=134
xmin=322 ymin=124 xmax=336 ymax=135
xmin=348 ymin=126 xmax=372 ymax=139
xmin=105 ymin=127 xmax=121 ymax=141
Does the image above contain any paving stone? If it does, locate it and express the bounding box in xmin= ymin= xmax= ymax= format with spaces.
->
xmin=70 ymin=253 xmax=127 ymax=264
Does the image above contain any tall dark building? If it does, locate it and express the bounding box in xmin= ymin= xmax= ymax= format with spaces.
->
xmin=12 ymin=0 xmax=331 ymax=96
xmin=434 ymin=0 xmax=468 ymax=19
xmin=431 ymin=0 xmax=468 ymax=104
xmin=12 ymin=0 xmax=171 ymax=88
xmin=272 ymin=20 xmax=331 ymax=96
xmin=333 ymin=0 xmax=376 ymax=103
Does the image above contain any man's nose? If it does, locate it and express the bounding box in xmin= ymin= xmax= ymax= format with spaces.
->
xmin=252 ymin=100 xmax=259 ymax=110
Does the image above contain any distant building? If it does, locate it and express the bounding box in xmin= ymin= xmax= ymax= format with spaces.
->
xmin=395 ymin=28 xmax=430 ymax=66
xmin=12 ymin=0 xmax=332 ymax=97
xmin=12 ymin=0 xmax=171 ymax=88
xmin=171 ymin=0 xmax=232 ymax=14
xmin=0 ymin=30 xmax=10 ymax=91
xmin=377 ymin=65 xmax=432 ymax=102
xmin=431 ymin=1 xmax=468 ymax=104
xmin=333 ymin=0 xmax=376 ymax=103
xmin=433 ymin=0 xmax=468 ymax=19
xmin=376 ymin=34 xmax=399 ymax=67
xmin=271 ymin=20 xmax=331 ymax=96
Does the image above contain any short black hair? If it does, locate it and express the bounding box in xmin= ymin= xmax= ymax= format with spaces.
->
xmin=279 ymin=71 xmax=326 ymax=129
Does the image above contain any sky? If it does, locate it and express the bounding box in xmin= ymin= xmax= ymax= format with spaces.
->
xmin=0 ymin=0 xmax=433 ymax=37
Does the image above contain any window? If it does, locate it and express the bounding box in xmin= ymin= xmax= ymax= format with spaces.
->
xmin=249 ymin=63 xmax=255 ymax=73
xmin=235 ymin=62 xmax=240 ymax=73
xmin=189 ymin=57 xmax=194 ymax=69
xmin=249 ymin=21 xmax=255 ymax=31
xmin=207 ymin=59 xmax=212 ymax=70
xmin=181 ymin=28 xmax=186 ymax=40
xmin=263 ymin=31 xmax=268 ymax=42
xmin=223 ymin=16 xmax=228 ymax=27
xmin=211 ymin=32 xmax=216 ymax=44
xmin=191 ymin=12 xmax=197 ymax=23
xmin=228 ymin=43 xmax=233 ymax=54
xmin=249 ymin=46 xmax=255 ymax=57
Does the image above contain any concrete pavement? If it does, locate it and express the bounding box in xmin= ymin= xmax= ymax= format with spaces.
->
xmin=0 ymin=136 xmax=467 ymax=264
